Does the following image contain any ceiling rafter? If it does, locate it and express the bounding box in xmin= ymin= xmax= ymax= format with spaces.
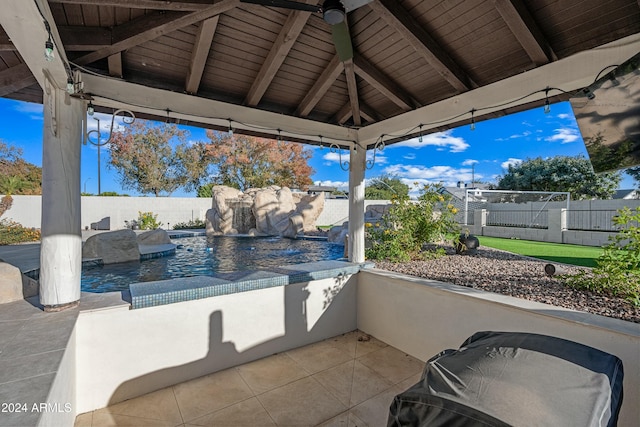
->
xmin=343 ymin=58 xmax=361 ymax=126
xmin=48 ymin=0 xmax=213 ymax=11
xmin=353 ymin=54 xmax=417 ymax=111
xmin=494 ymin=0 xmax=557 ymax=65
xmin=334 ymin=101 xmax=376 ymax=125
xmin=186 ymin=16 xmax=219 ymax=94
xmin=295 ymin=55 xmax=343 ymax=117
xmin=245 ymin=1 xmax=315 ymax=107
xmin=108 ymin=53 xmax=123 ymax=78
xmin=369 ymin=0 xmax=476 ymax=92
xmin=0 ymin=26 xmax=111 ymax=51
xmin=0 ymin=63 xmax=37 ymax=96
xmin=73 ymin=0 xmax=239 ymax=66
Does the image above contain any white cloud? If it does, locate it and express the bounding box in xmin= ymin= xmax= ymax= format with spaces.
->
xmin=557 ymin=113 xmax=570 ymax=119
xmin=546 ymin=127 xmax=580 ymax=144
xmin=462 ymin=159 xmax=478 ymax=166
xmin=14 ymin=101 xmax=43 ymax=121
xmin=322 ymin=152 xmax=341 ymax=162
xmin=391 ymin=130 xmax=469 ymax=153
xmin=313 ymin=180 xmax=348 ymax=191
xmin=382 ymin=164 xmax=481 ymax=189
xmin=403 ymin=152 xmax=416 ymax=160
xmin=501 ymin=158 xmax=522 ymax=169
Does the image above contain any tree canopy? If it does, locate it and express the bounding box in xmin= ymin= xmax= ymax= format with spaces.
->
xmin=365 ymin=175 xmax=409 ymax=200
xmin=204 ymin=131 xmax=314 ymax=191
xmin=0 ymin=140 xmax=42 ymax=195
xmin=496 ymin=155 xmax=621 ymax=200
xmin=109 ymin=121 xmax=210 ymax=196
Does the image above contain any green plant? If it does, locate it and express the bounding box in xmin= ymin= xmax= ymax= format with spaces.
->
xmin=563 ymin=207 xmax=640 ymax=305
xmin=0 ymin=219 xmax=41 ymax=245
xmin=137 ymin=211 xmax=163 ymax=230
xmin=365 ymin=184 xmax=459 ymax=262
xmin=173 ymin=218 xmax=206 ymax=229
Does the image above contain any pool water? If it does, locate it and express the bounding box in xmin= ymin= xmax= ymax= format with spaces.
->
xmin=81 ymin=235 xmax=345 ymax=293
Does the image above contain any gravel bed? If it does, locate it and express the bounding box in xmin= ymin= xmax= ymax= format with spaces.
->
xmin=373 ymin=246 xmax=640 ymax=324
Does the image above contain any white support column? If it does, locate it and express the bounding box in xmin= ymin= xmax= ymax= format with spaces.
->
xmin=40 ymin=83 xmax=83 ymax=311
xmin=348 ymin=145 xmax=366 ymax=263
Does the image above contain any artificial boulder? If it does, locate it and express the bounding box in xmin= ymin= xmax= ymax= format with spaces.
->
xmin=205 ymin=185 xmax=324 ymax=238
xmin=82 ymin=229 xmax=140 ymax=264
xmin=137 ymin=229 xmax=171 ymax=245
xmin=0 ymin=261 xmax=25 ymax=304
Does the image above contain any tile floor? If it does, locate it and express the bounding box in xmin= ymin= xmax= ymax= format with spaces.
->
xmin=74 ymin=330 xmax=424 ymax=427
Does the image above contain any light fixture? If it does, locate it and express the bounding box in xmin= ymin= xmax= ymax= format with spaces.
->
xmin=227 ymin=119 xmax=233 ymax=136
xmin=319 ymin=135 xmax=324 ymax=150
xmin=583 ymin=87 xmax=595 ymax=100
xmin=470 ymin=109 xmax=476 ymax=131
xmin=87 ymin=101 xmax=94 ymax=116
xmin=44 ymin=38 xmax=54 ymax=61
xmin=608 ymin=73 xmax=620 ymax=86
xmin=418 ymin=124 xmax=423 ymax=143
xmin=66 ymin=77 xmax=74 ymax=94
xmin=323 ymin=0 xmax=345 ymax=25
xmin=544 ymin=87 xmax=551 ymax=114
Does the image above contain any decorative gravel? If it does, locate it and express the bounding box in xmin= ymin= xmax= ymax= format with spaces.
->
xmin=373 ymin=246 xmax=640 ymax=324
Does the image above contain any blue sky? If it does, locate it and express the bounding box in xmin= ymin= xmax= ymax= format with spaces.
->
xmin=0 ymin=97 xmax=635 ymax=197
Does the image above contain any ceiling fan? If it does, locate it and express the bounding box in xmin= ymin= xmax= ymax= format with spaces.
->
xmin=239 ymin=0 xmax=373 ymax=61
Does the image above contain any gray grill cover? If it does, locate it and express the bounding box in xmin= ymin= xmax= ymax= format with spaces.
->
xmin=388 ymin=331 xmax=624 ymax=427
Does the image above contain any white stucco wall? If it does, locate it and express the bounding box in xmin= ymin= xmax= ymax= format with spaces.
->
xmin=357 ymin=269 xmax=640 ymax=427
xmin=75 ymin=275 xmax=357 ymax=413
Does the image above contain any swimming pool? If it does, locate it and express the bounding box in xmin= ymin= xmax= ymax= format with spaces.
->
xmin=81 ymin=235 xmax=345 ymax=292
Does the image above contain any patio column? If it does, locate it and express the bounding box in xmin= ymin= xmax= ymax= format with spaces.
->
xmin=348 ymin=144 xmax=366 ymax=263
xmin=39 ymin=85 xmax=83 ymax=311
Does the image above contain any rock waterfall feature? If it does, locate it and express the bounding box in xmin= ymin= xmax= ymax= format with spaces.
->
xmin=205 ymin=185 xmax=324 ymax=238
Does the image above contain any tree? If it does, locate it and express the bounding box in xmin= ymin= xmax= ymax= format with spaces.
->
xmin=196 ymin=183 xmax=214 ymax=198
xmin=109 ymin=121 xmax=210 ymax=196
xmin=365 ymin=175 xmax=409 ymax=200
xmin=497 ymin=155 xmax=621 ymax=200
xmin=0 ymin=140 xmax=41 ymax=195
xmin=204 ymin=131 xmax=314 ymax=191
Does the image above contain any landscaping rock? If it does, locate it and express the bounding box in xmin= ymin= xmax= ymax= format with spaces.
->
xmin=137 ymin=229 xmax=171 ymax=245
xmin=82 ymin=229 xmax=140 ymax=264
xmin=0 ymin=261 xmax=25 ymax=304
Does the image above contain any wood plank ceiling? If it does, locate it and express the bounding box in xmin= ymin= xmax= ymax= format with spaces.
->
xmin=1 ymin=0 xmax=640 ymax=144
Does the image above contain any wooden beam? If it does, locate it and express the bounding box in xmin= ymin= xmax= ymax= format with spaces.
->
xmin=296 ymin=55 xmax=343 ymax=117
xmin=494 ymin=0 xmax=556 ymax=65
xmin=0 ymin=26 xmax=112 ymax=51
xmin=335 ymin=102 xmax=352 ymax=124
xmin=0 ymin=63 xmax=38 ymax=96
xmin=344 ymin=58 xmax=361 ymax=126
xmin=244 ymin=2 xmax=314 ymax=106
xmin=73 ymin=0 xmax=238 ymax=66
xmin=353 ymin=54 xmax=417 ymax=111
xmin=48 ymin=0 xmax=213 ymax=11
xmin=369 ymin=0 xmax=476 ymax=92
xmin=185 ymin=16 xmax=218 ymax=94
xmin=108 ymin=53 xmax=123 ymax=78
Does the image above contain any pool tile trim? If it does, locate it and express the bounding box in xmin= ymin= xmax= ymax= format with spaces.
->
xmin=129 ymin=261 xmax=373 ymax=309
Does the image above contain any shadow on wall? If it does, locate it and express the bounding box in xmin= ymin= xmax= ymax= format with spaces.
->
xmin=107 ymin=273 xmax=354 ymax=406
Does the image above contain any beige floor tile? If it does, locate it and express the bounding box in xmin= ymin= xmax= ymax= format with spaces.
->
xmin=313 ymin=360 xmax=393 ymax=407
xmin=188 ymin=397 xmax=276 ymax=427
xmin=100 ymin=387 xmax=182 ymax=425
xmin=286 ymin=339 xmax=353 ymax=374
xmin=74 ymin=411 xmax=93 ymax=427
xmin=257 ymin=376 xmax=347 ymax=426
xmin=357 ymin=346 xmax=423 ymax=384
xmin=91 ymin=410 xmax=177 ymax=426
xmin=173 ymin=368 xmax=255 ymax=423
xmin=236 ymin=353 xmax=308 ymax=395
xmin=326 ymin=331 xmax=388 ymax=358
xmin=349 ymin=387 xmax=400 ymax=427
xmin=317 ymin=411 xmax=367 ymax=427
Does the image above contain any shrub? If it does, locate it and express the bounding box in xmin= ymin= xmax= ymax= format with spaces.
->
xmin=173 ymin=218 xmax=206 ymax=230
xmin=365 ymin=184 xmax=460 ymax=262
xmin=563 ymin=207 xmax=640 ymax=305
xmin=137 ymin=211 xmax=163 ymax=230
xmin=0 ymin=219 xmax=41 ymax=245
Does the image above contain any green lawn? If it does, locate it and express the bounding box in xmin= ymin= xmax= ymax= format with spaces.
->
xmin=478 ymin=236 xmax=603 ymax=267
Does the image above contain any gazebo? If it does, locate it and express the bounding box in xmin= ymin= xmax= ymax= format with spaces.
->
xmin=1 ymin=0 xmax=639 ymax=312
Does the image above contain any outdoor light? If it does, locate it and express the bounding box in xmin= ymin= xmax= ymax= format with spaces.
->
xmin=319 ymin=136 xmax=324 ymax=150
xmin=87 ymin=101 xmax=95 ymax=116
xmin=544 ymin=87 xmax=551 ymax=114
xmin=66 ymin=77 xmax=74 ymax=94
xmin=418 ymin=124 xmax=423 ymax=143
xmin=323 ymin=0 xmax=345 ymax=25
xmin=227 ymin=119 xmax=233 ymax=136
xmin=470 ymin=109 xmax=476 ymax=131
xmin=44 ymin=38 xmax=54 ymax=61
xmin=583 ymin=87 xmax=596 ymax=100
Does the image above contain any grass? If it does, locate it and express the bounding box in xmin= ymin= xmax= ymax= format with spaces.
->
xmin=478 ymin=236 xmax=603 ymax=267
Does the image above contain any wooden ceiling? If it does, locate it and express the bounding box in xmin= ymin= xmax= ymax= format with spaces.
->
xmin=1 ymin=0 xmax=640 ymax=146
